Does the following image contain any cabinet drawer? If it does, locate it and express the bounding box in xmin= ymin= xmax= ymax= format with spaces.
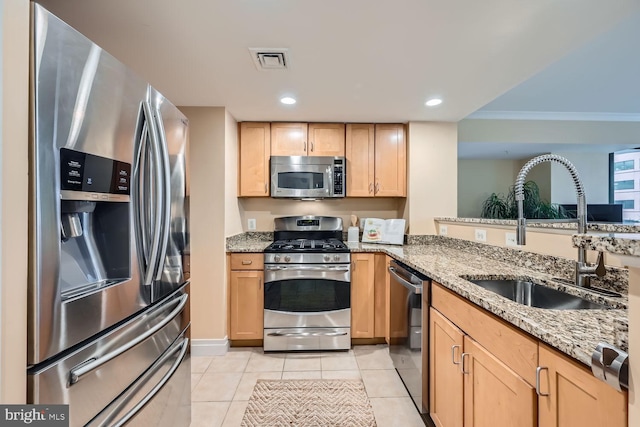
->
xmin=230 ymin=253 xmax=264 ymax=270
xmin=432 ymin=282 xmax=538 ymax=386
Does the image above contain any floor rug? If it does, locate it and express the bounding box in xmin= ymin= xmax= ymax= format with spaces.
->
xmin=241 ymin=379 xmax=377 ymax=426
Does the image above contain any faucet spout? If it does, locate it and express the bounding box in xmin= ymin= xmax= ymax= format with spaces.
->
xmin=514 ymin=154 xmax=604 ymax=286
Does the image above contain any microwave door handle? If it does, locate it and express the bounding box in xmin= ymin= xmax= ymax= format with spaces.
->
xmin=142 ymin=101 xmax=163 ymax=286
xmin=152 ymin=108 xmax=171 ymax=281
xmin=327 ymin=166 xmax=334 ymax=196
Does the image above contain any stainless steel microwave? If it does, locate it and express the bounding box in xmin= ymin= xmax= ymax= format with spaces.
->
xmin=270 ymin=156 xmax=345 ymax=198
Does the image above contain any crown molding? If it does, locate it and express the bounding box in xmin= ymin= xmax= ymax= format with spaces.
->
xmin=465 ymin=111 xmax=640 ymax=122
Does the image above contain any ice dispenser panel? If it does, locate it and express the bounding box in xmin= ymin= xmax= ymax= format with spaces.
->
xmin=59 ymin=149 xmax=131 ymax=300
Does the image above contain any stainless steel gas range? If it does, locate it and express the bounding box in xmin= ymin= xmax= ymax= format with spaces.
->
xmin=263 ymin=216 xmax=351 ymax=351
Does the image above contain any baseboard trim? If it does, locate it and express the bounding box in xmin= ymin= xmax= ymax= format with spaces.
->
xmin=191 ymin=338 xmax=229 ymax=356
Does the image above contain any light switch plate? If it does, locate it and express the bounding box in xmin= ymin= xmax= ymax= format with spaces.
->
xmin=248 ymin=218 xmax=257 ymax=230
xmin=475 ymin=229 xmax=487 ymax=242
xmin=505 ymin=232 xmax=517 ymax=246
xmin=439 ymin=225 xmax=448 ymax=236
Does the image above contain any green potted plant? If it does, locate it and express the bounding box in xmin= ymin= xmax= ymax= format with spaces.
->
xmin=480 ymin=181 xmax=567 ymax=219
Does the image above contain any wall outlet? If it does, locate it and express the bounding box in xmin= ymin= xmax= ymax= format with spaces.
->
xmin=247 ymin=218 xmax=257 ymax=230
xmin=475 ymin=229 xmax=487 ymax=242
xmin=505 ymin=232 xmax=517 ymax=247
xmin=439 ymin=225 xmax=448 ymax=236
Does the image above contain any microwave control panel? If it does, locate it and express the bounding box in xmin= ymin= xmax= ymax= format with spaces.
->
xmin=333 ymin=158 xmax=344 ymax=195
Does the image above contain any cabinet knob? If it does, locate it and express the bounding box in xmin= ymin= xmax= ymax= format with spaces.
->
xmin=375 ymin=182 xmax=380 ymax=194
xmin=461 ymin=353 xmax=470 ymax=374
xmin=242 ymin=260 xmax=253 ymax=265
xmin=451 ymin=345 xmax=461 ymax=365
xmin=310 ymin=141 xmax=314 ymax=152
xmin=264 ymin=183 xmax=267 ymax=194
xmin=369 ymin=183 xmax=373 ymax=194
xmin=304 ymin=141 xmax=307 ymax=151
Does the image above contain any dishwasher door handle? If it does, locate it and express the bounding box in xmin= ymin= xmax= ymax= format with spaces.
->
xmin=388 ymin=266 xmax=423 ymax=294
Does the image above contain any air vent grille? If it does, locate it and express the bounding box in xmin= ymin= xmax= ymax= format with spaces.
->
xmin=249 ymin=48 xmax=290 ymax=70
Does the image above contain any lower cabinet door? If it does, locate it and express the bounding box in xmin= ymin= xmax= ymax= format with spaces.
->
xmin=230 ymin=270 xmax=264 ymax=340
xmin=538 ymin=343 xmax=628 ymax=427
xmin=463 ymin=336 xmax=537 ymax=427
xmin=430 ymin=308 xmax=464 ymax=427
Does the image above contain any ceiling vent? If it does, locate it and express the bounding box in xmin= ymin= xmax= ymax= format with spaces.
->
xmin=249 ymin=48 xmax=290 ymax=70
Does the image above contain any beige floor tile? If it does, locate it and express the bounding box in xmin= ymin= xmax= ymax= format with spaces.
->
xmin=190 ymin=401 xmax=230 ymax=427
xmin=282 ymin=371 xmax=323 ymax=379
xmin=221 ymin=400 xmax=249 ymax=427
xmin=244 ymin=352 xmax=286 ymax=372
xmin=206 ymin=355 xmax=249 ymax=373
xmin=191 ymin=356 xmax=213 ymax=373
xmin=321 ymin=369 xmax=362 ymax=379
xmin=192 ymin=372 xmax=243 ymax=402
xmin=369 ymin=397 xmax=425 ymax=427
xmin=360 ymin=369 xmax=409 ymax=398
xmin=191 ymin=373 xmax=203 ymax=392
xmin=319 ymin=349 xmax=355 ymax=357
xmin=321 ymin=354 xmax=358 ymax=371
xmin=283 ymin=356 xmax=321 ymax=371
xmin=233 ymin=371 xmax=282 ymax=401
xmin=354 ymin=345 xmax=394 ymax=369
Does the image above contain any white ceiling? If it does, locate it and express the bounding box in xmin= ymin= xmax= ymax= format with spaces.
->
xmin=37 ymin=0 xmax=640 ymax=124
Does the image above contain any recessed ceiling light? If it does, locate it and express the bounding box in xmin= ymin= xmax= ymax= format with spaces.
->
xmin=425 ymin=98 xmax=443 ymax=107
xmin=280 ymin=97 xmax=296 ymax=105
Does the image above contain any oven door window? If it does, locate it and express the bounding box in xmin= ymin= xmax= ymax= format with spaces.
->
xmin=264 ymin=279 xmax=350 ymax=312
xmin=277 ymin=172 xmax=325 ymax=190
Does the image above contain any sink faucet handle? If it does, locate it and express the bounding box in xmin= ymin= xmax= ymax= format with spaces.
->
xmin=595 ymin=251 xmax=606 ymax=277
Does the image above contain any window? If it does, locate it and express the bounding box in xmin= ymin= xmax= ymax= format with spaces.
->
xmin=614 ymin=160 xmax=634 ymax=171
xmin=614 ymin=180 xmax=634 ymax=190
xmin=615 ymin=200 xmax=635 ymax=210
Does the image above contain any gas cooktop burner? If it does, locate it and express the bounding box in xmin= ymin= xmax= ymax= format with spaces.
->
xmin=265 ymin=238 xmax=349 ymax=253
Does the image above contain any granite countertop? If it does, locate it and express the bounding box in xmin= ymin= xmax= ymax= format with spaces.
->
xmin=573 ymin=233 xmax=640 ymax=257
xmin=226 ymin=233 xmax=628 ymax=367
xmin=436 ymin=217 xmax=640 ymax=233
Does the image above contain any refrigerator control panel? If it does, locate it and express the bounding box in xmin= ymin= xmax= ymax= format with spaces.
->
xmin=60 ymin=148 xmax=131 ymax=196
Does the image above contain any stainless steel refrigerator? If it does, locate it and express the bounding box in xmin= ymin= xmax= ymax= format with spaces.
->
xmin=27 ymin=4 xmax=191 ymax=426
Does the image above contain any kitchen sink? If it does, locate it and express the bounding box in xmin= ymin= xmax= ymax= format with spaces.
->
xmin=466 ymin=279 xmax=609 ymax=310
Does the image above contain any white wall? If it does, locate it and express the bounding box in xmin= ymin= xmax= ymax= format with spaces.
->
xmin=0 ymin=0 xmax=29 ymax=403
xmin=224 ymin=111 xmax=243 ymax=237
xmin=457 ymin=159 xmax=521 ymax=217
xmin=550 ymin=151 xmax=610 ymax=204
xmin=179 ymin=107 xmax=227 ymax=342
xmin=405 ymin=122 xmax=458 ymax=234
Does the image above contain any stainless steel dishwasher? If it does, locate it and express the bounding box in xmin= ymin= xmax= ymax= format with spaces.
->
xmin=388 ymin=259 xmax=430 ymax=423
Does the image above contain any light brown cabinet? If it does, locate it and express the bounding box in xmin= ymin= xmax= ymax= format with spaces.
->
xmin=238 ymin=122 xmax=270 ymax=197
xmin=350 ymin=252 xmax=389 ymax=339
xmin=228 ymin=254 xmax=264 ymax=340
xmin=430 ymin=308 xmax=464 ymax=427
xmin=346 ymin=123 xmax=406 ymax=197
xmin=271 ymin=122 xmax=345 ymax=157
xmin=430 ymin=281 xmax=627 ymax=427
xmin=351 ymin=253 xmax=376 ymax=338
xmin=538 ymin=343 xmax=627 ymax=427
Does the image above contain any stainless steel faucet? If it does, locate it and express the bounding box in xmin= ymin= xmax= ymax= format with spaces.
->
xmin=515 ymin=154 xmax=605 ymax=287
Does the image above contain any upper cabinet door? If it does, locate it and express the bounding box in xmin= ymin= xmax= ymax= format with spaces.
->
xmin=346 ymin=124 xmax=375 ymax=197
xmin=308 ymin=123 xmax=345 ymax=157
xmin=271 ymin=123 xmax=308 ymax=156
xmin=374 ymin=124 xmax=406 ymax=197
xmin=239 ymin=122 xmax=271 ymax=196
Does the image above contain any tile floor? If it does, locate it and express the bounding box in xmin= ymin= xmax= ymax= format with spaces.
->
xmin=190 ymin=344 xmax=426 ymax=427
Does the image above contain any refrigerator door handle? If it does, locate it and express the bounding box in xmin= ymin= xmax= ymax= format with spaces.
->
xmin=141 ymin=101 xmax=164 ymax=287
xmin=152 ymin=108 xmax=171 ymax=281
xmin=134 ymin=121 xmax=151 ymax=273
xmin=96 ymin=336 xmax=189 ymax=427
xmin=69 ymin=293 xmax=188 ymax=385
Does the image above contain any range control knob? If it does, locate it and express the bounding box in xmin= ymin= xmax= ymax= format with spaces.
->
xmin=323 ymin=255 xmax=331 ymax=262
xmin=284 ymin=255 xmax=291 ymax=263
xmin=333 ymin=254 xmax=341 ymax=261
xmin=273 ymin=255 xmax=281 ymax=262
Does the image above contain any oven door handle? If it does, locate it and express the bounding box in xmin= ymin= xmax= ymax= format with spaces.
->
xmin=265 ymin=265 xmax=350 ymax=272
xmin=266 ymin=330 xmax=349 ymax=337
xmin=388 ymin=266 xmax=423 ymax=294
